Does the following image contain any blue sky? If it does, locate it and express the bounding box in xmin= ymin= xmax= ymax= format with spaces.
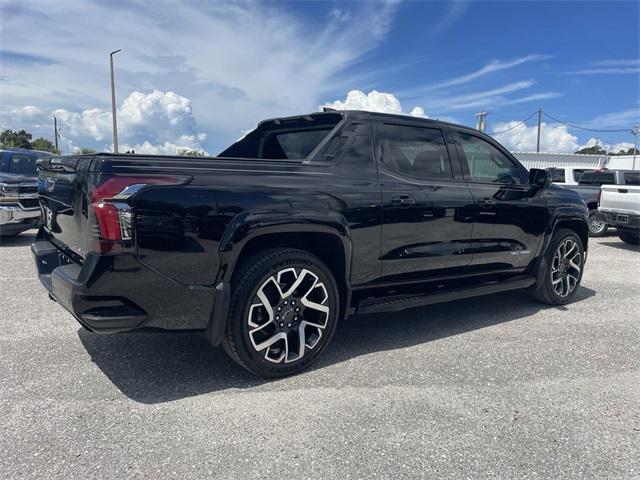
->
xmin=1 ymin=0 xmax=638 ymax=154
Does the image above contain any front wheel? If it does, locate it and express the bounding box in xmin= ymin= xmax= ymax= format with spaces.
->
xmin=588 ymin=210 xmax=607 ymax=237
xmin=222 ymin=248 xmax=339 ymax=378
xmin=618 ymin=230 xmax=640 ymax=246
xmin=531 ymin=229 xmax=585 ymax=305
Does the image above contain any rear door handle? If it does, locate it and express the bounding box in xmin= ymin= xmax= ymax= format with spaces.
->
xmin=391 ymin=195 xmax=416 ymax=206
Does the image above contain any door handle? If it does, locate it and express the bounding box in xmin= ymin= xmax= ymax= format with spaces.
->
xmin=391 ymin=195 xmax=416 ymax=206
xmin=478 ymin=198 xmax=496 ymax=208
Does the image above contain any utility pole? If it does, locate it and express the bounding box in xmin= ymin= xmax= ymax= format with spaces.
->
xmin=632 ymin=126 xmax=639 ymax=170
xmin=475 ymin=112 xmax=488 ymax=132
xmin=536 ymin=108 xmax=542 ymax=153
xmin=109 ymin=49 xmax=122 ymax=153
xmin=53 ymin=116 xmax=59 ymax=153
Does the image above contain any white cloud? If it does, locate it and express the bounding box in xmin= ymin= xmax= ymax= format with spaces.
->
xmin=579 ymin=137 xmax=634 ymax=153
xmin=405 ymin=55 xmax=550 ymax=96
xmin=0 ymin=1 xmax=398 ymax=153
xmin=568 ymin=59 xmax=640 ymax=75
xmin=119 ymin=141 xmax=208 ymax=156
xmin=321 ymin=90 xmax=427 ymax=117
xmin=433 ymin=0 xmax=468 ymax=33
xmin=582 ymin=108 xmax=640 ymax=129
xmin=492 ymin=122 xmax=579 ymax=153
xmin=50 ymin=90 xmax=206 ymax=152
xmin=6 ymin=105 xmax=43 ymax=117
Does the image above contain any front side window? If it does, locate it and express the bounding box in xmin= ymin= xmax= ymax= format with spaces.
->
xmin=379 ymin=124 xmax=452 ymax=179
xmin=453 ymin=132 xmax=524 ymax=184
xmin=8 ymin=153 xmax=38 ymax=175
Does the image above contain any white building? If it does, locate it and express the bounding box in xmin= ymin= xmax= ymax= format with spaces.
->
xmin=513 ymin=152 xmax=638 ymax=171
xmin=512 ymin=152 xmax=607 ymax=170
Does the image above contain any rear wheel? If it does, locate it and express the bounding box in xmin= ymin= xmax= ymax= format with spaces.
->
xmin=618 ymin=230 xmax=640 ymax=245
xmin=222 ymin=248 xmax=339 ymax=378
xmin=588 ymin=210 xmax=607 ymax=237
xmin=531 ymin=229 xmax=585 ymax=305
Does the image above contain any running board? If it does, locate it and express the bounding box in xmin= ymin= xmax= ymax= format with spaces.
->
xmin=356 ymin=275 xmax=536 ymax=315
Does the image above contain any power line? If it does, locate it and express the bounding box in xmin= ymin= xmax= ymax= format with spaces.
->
xmin=542 ymin=111 xmax=632 ymax=133
xmin=491 ymin=111 xmax=538 ymax=135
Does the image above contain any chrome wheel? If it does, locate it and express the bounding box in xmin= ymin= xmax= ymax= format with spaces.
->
xmin=551 ymin=238 xmax=582 ymax=298
xmin=588 ymin=213 xmax=606 ymax=235
xmin=247 ymin=267 xmax=330 ymax=364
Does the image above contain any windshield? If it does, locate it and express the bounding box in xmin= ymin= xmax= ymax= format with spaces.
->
xmin=7 ymin=153 xmax=38 ymax=176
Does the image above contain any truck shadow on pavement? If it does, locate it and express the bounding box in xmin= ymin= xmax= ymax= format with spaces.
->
xmin=78 ymin=286 xmax=596 ymax=404
xmin=599 ymin=241 xmax=640 ymax=252
xmin=0 ymin=231 xmax=37 ymax=247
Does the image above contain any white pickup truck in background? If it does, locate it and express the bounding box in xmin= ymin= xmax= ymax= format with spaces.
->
xmin=599 ymin=178 xmax=640 ymax=245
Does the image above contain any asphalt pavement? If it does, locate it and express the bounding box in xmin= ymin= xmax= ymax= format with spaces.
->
xmin=1 ymin=231 xmax=639 ymax=479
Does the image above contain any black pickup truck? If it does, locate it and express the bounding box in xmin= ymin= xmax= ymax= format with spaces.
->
xmin=32 ymin=111 xmax=589 ymax=377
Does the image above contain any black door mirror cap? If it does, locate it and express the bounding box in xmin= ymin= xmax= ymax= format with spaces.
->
xmin=529 ymin=168 xmax=551 ymax=191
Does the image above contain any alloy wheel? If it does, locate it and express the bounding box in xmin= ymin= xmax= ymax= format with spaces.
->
xmin=551 ymin=238 xmax=582 ymax=297
xmin=247 ymin=267 xmax=330 ymax=364
xmin=588 ymin=214 xmax=605 ymax=235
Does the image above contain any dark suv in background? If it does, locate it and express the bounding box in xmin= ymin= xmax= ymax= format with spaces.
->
xmin=0 ymin=148 xmax=50 ymax=237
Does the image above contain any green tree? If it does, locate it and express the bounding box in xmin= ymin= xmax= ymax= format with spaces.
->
xmin=31 ymin=137 xmax=58 ymax=153
xmin=178 ymin=148 xmax=206 ymax=157
xmin=79 ymin=147 xmax=96 ymax=154
xmin=0 ymin=129 xmax=32 ymax=149
xmin=574 ymin=145 xmax=607 ymax=155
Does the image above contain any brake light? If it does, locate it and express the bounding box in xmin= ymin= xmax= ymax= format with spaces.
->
xmin=91 ymin=176 xmax=186 ymax=252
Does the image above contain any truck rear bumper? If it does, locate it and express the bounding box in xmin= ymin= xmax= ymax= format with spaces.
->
xmin=31 ymin=229 xmax=216 ymax=334
xmin=599 ymin=209 xmax=640 ymax=232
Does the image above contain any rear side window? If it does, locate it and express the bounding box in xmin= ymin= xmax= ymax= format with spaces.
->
xmin=547 ymin=167 xmax=566 ymax=183
xmin=624 ymin=172 xmax=640 ymax=185
xmin=263 ymin=129 xmax=332 ymax=160
xmin=378 ymin=124 xmax=452 ymax=179
xmin=7 ymin=153 xmax=38 ymax=175
xmin=453 ymin=131 xmax=525 ymax=184
xmin=578 ymin=171 xmax=615 ymax=185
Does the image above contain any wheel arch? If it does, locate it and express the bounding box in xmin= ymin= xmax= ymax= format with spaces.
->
xmin=217 ymin=210 xmax=353 ymax=319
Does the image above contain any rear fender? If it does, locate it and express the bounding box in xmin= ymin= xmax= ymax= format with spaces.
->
xmin=216 ymin=209 xmax=352 ymax=284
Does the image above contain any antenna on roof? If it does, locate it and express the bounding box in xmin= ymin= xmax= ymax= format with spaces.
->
xmin=322 ymin=107 xmax=337 ymax=112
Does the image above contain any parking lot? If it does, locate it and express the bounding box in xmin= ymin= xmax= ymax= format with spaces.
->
xmin=1 ymin=231 xmax=638 ymax=479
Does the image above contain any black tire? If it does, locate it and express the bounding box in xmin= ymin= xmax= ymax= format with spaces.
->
xmin=531 ymin=228 xmax=585 ymax=306
xmin=222 ymin=248 xmax=339 ymax=378
xmin=587 ymin=210 xmax=607 ymax=237
xmin=618 ymin=230 xmax=640 ymax=246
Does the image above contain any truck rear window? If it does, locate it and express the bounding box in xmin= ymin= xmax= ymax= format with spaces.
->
xmin=219 ymin=113 xmax=342 ymax=160
xmin=264 ymin=129 xmax=333 ymax=159
xmin=624 ymin=172 xmax=640 ymax=185
xmin=547 ymin=167 xmax=565 ymax=183
xmin=578 ymin=171 xmax=615 ymax=185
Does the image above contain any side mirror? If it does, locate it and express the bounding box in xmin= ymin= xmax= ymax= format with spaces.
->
xmin=529 ymin=168 xmax=551 ymax=191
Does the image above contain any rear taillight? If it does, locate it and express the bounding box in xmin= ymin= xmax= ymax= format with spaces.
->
xmin=91 ymin=176 xmax=186 ymax=252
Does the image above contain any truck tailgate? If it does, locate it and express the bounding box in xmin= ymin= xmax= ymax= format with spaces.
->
xmin=37 ymin=155 xmax=93 ymax=258
xmin=599 ymin=185 xmax=640 ymax=215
